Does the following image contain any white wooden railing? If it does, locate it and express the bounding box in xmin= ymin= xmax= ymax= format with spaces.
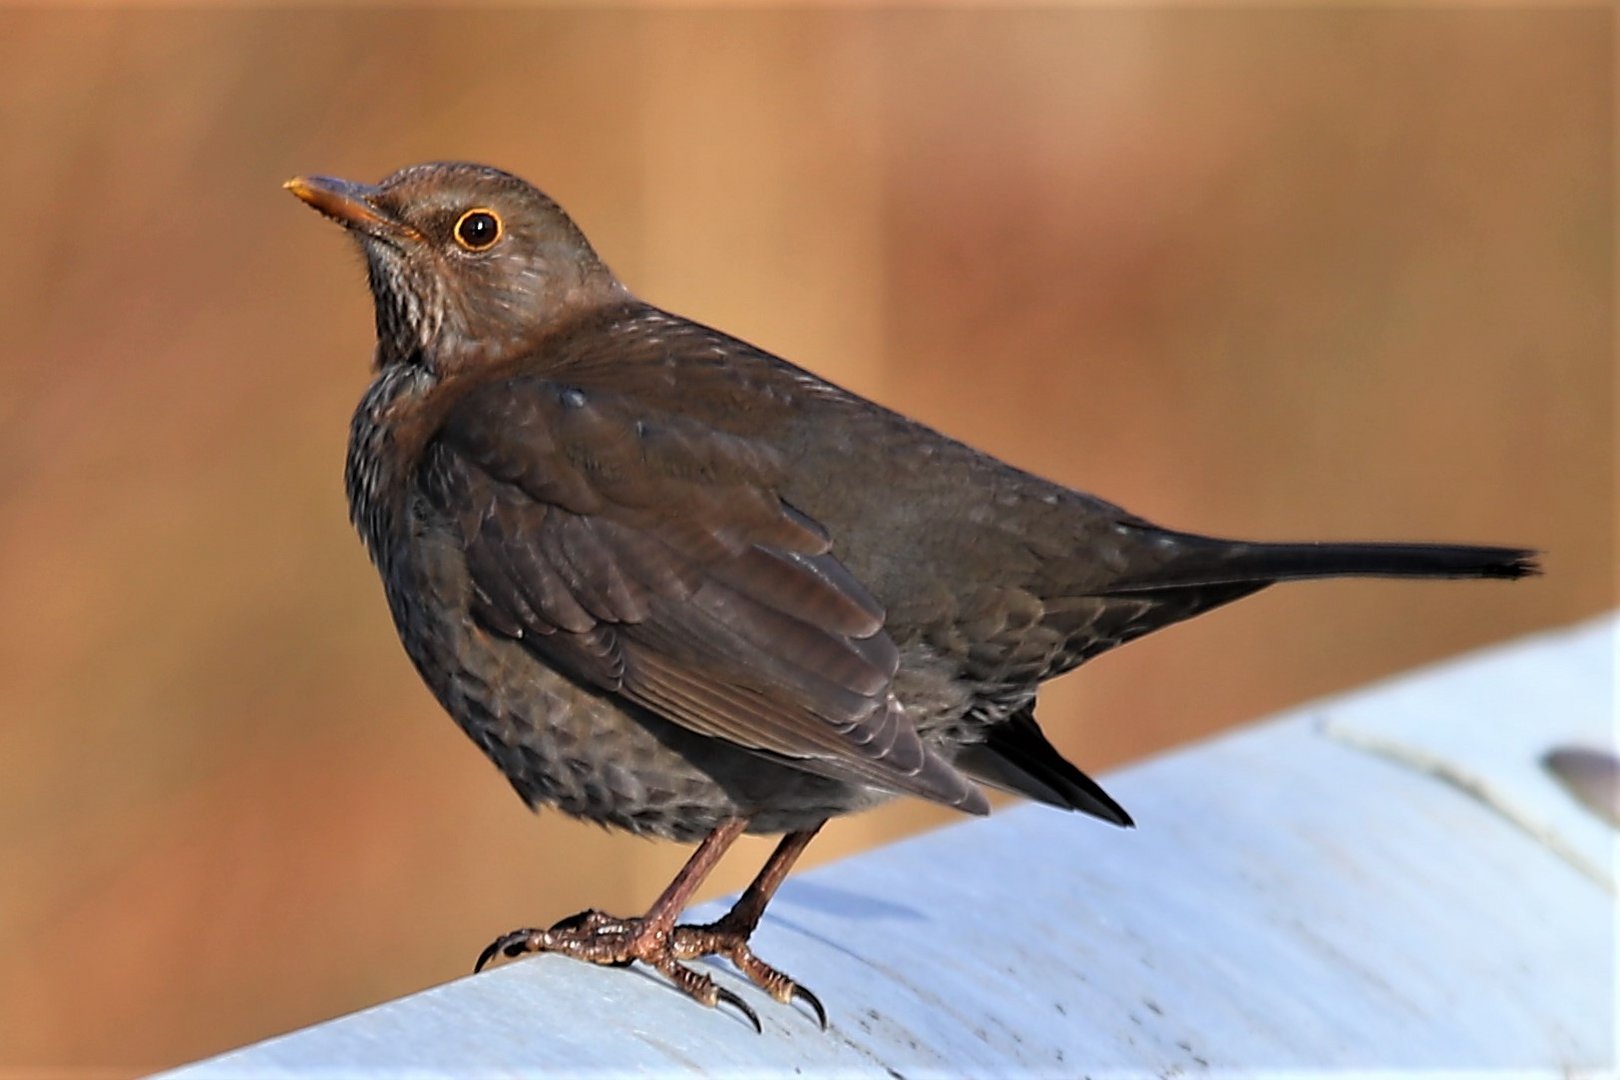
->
xmin=160 ymin=615 xmax=1616 ymax=1078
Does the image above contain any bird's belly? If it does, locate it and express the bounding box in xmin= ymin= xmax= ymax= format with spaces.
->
xmin=378 ymin=533 xmax=888 ymax=841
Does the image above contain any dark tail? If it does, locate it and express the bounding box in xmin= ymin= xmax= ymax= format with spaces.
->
xmin=1104 ymin=530 xmax=1539 ymax=593
xmin=954 ymin=705 xmax=1134 ymax=827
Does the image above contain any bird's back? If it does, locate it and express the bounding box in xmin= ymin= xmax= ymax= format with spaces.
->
xmin=497 ymin=300 xmax=1531 ymax=717
xmin=493 ymin=301 xmax=1240 ymax=705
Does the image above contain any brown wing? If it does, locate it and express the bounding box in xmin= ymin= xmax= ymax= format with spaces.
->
xmin=420 ymin=369 xmax=987 ymax=814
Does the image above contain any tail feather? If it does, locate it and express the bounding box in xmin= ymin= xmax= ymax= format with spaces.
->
xmin=1104 ymin=530 xmax=1539 ymax=594
xmin=956 ymin=705 xmax=1133 ymax=827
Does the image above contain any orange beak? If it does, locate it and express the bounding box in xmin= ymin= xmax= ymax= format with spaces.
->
xmin=284 ymin=175 xmax=420 ymax=241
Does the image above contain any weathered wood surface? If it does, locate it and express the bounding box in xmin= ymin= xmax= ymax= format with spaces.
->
xmin=161 ymin=615 xmax=1616 ymax=1078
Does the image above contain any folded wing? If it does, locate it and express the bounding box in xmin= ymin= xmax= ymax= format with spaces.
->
xmin=421 ymin=371 xmax=986 ymax=814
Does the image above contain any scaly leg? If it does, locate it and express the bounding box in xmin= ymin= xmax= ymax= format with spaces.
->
xmin=669 ymin=822 xmax=827 ymax=1028
xmin=474 ymin=817 xmax=766 ymax=1029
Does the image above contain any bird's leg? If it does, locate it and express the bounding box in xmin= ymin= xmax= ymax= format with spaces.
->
xmin=669 ymin=821 xmax=827 ymax=1028
xmin=474 ymin=817 xmax=765 ymax=1029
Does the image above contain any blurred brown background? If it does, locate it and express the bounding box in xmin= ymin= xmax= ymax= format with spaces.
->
xmin=0 ymin=7 xmax=1610 ymax=1075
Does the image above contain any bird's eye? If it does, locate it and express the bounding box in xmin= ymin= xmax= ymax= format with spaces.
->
xmin=453 ymin=208 xmax=503 ymax=251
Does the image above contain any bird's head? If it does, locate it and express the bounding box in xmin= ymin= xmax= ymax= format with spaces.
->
xmin=286 ymin=162 xmax=623 ymax=369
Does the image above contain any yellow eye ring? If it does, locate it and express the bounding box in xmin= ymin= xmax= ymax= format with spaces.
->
xmin=453 ymin=208 xmax=503 ymax=251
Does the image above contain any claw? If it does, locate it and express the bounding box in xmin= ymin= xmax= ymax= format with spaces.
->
xmin=715 ymin=984 xmax=763 ymax=1034
xmin=682 ymin=928 xmax=826 ymax=1030
xmin=473 ymin=928 xmax=539 ymax=973
xmin=792 ymin=983 xmax=828 ymax=1030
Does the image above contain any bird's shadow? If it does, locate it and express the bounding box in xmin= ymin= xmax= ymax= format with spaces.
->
xmin=768 ymin=879 xmax=925 ymax=924
xmin=685 ymin=878 xmax=925 ymax=929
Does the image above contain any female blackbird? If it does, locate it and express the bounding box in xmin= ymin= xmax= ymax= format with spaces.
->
xmin=287 ymin=162 xmax=1535 ymax=1030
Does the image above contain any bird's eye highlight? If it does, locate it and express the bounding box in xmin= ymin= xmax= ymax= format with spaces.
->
xmin=454 ymin=208 xmax=503 ymax=251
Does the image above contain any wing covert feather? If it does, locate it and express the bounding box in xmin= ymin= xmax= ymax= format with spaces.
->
xmin=422 ymin=373 xmax=984 ymax=813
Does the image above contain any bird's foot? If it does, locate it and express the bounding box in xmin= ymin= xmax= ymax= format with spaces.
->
xmin=670 ymin=917 xmax=826 ymax=1029
xmin=473 ymin=909 xmax=768 ymax=1032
